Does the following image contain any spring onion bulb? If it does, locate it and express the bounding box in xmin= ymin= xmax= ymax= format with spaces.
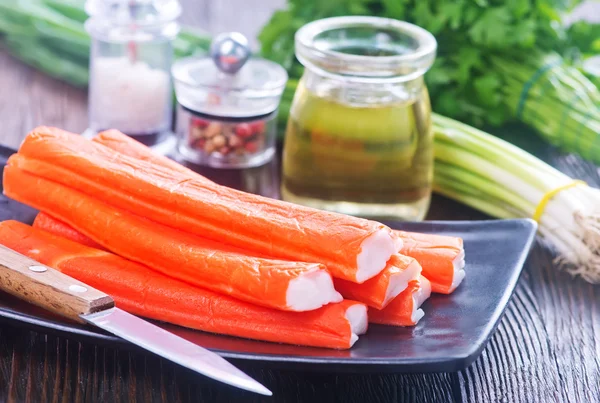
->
xmin=433 ymin=113 xmax=600 ymax=283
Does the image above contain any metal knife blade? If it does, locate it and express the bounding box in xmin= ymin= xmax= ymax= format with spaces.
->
xmin=83 ymin=308 xmax=271 ymax=396
xmin=0 ymin=244 xmax=271 ymax=396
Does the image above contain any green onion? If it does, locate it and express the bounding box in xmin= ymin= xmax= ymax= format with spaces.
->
xmin=0 ymin=0 xmax=212 ymax=87
xmin=582 ymin=55 xmax=600 ymax=92
xmin=433 ymin=113 xmax=600 ymax=283
xmin=5 ymin=36 xmax=89 ymax=86
xmin=43 ymin=0 xmax=88 ymax=23
xmin=492 ymin=52 xmax=600 ymax=165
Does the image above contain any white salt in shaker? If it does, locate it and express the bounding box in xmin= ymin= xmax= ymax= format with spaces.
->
xmin=85 ymin=0 xmax=180 ymax=140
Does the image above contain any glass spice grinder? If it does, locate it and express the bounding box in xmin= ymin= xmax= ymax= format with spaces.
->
xmin=172 ymin=32 xmax=288 ymax=168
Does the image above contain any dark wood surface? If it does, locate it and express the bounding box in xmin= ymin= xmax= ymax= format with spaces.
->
xmin=1 ymin=1 xmax=600 ymax=402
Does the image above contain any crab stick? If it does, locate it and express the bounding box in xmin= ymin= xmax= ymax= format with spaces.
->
xmin=34 ymin=209 xmax=463 ymax=299
xmin=4 ymin=166 xmax=343 ymax=312
xmin=369 ymin=276 xmax=432 ymax=326
xmin=33 ymin=213 xmax=435 ymax=314
xmin=92 ymin=129 xmax=200 ymax=178
xmin=396 ymin=230 xmax=465 ymax=294
xmin=33 ymin=212 xmax=106 ymax=250
xmin=13 ymin=127 xmax=399 ymax=283
xmin=334 ymin=254 xmax=422 ymax=309
xmin=0 ymin=221 xmax=367 ymax=349
xmin=34 ymin=213 xmax=421 ymax=309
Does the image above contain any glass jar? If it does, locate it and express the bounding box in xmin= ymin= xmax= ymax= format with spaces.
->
xmin=175 ymin=106 xmax=278 ymax=168
xmin=172 ymin=33 xmax=287 ymax=168
xmin=281 ymin=16 xmax=437 ymax=221
xmin=85 ymin=0 xmax=180 ymax=139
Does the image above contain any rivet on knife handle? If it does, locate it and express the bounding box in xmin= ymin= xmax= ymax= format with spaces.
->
xmin=0 ymin=244 xmax=114 ymax=323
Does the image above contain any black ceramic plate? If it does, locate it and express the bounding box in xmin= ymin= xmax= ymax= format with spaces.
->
xmin=0 ymin=146 xmax=537 ymax=373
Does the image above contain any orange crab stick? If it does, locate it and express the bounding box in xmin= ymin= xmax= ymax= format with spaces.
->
xmin=15 ymin=127 xmax=400 ymax=283
xmin=396 ymin=230 xmax=465 ymax=294
xmin=92 ymin=130 xmax=201 ymax=178
xmin=4 ymin=167 xmax=343 ymax=312
xmin=32 ymin=212 xmax=425 ymax=312
xmin=33 ymin=212 xmax=106 ymax=250
xmin=334 ymin=255 xmax=422 ymax=309
xmin=0 ymin=221 xmax=367 ymax=349
xmin=35 ymin=212 xmax=420 ymax=310
xmin=369 ymin=276 xmax=432 ymax=326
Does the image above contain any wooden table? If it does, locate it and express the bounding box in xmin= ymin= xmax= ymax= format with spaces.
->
xmin=1 ymin=2 xmax=599 ymax=402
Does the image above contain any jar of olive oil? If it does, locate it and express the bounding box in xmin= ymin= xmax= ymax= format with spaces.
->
xmin=282 ymin=17 xmax=437 ymax=221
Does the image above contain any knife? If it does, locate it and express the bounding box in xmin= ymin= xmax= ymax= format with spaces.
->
xmin=0 ymin=244 xmax=271 ymax=396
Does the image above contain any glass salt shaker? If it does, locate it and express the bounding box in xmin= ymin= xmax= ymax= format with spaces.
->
xmin=172 ymin=32 xmax=287 ymax=168
xmin=85 ymin=0 xmax=180 ymax=141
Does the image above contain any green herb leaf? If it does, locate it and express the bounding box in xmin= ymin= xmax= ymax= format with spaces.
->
xmin=257 ymin=0 xmax=590 ymax=131
xmin=467 ymin=8 xmax=512 ymax=48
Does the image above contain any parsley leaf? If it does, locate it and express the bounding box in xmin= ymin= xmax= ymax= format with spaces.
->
xmin=259 ymin=0 xmax=585 ymax=127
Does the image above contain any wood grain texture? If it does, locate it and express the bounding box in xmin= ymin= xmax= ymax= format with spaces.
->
xmin=0 ymin=52 xmax=88 ymax=150
xmin=1 ymin=0 xmax=600 ymax=402
xmin=0 ymin=245 xmax=114 ymax=322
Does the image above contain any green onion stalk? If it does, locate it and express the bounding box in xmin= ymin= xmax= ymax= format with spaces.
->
xmin=0 ymin=0 xmax=211 ymax=87
xmin=433 ymin=114 xmax=600 ymax=283
xmin=581 ymin=55 xmax=600 ymax=90
xmin=492 ymin=52 xmax=600 ymax=164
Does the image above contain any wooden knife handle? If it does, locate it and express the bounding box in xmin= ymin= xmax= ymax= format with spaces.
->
xmin=0 ymin=244 xmax=114 ymax=323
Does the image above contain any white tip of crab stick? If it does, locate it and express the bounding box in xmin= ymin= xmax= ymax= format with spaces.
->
xmin=345 ymin=303 xmax=368 ymax=347
xmin=356 ymin=229 xmax=400 ymax=283
xmin=382 ymin=259 xmax=422 ymax=307
xmin=393 ymin=236 xmax=404 ymax=251
xmin=448 ymin=250 xmax=466 ymax=293
xmin=287 ymin=268 xmax=343 ymax=311
xmin=411 ymin=276 xmax=432 ymax=324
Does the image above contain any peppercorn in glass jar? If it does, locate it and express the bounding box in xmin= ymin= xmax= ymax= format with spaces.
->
xmin=282 ymin=17 xmax=437 ymax=220
xmin=172 ymin=33 xmax=287 ymax=168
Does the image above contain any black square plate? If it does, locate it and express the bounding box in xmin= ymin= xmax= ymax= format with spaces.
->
xmin=0 ymin=212 xmax=536 ymax=373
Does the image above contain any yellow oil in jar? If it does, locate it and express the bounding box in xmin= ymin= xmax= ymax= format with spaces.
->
xmin=281 ymin=81 xmax=433 ymax=221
